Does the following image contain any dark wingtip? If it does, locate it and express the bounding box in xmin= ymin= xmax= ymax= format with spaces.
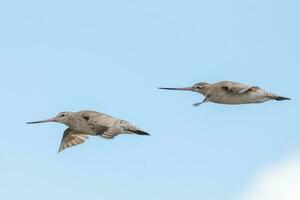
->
xmin=136 ymin=130 xmax=151 ymax=136
xmin=276 ymin=96 xmax=291 ymax=101
xmin=57 ymin=146 xmax=64 ymax=154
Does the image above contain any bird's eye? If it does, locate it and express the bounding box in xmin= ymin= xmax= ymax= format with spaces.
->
xmin=60 ymin=114 xmax=65 ymax=117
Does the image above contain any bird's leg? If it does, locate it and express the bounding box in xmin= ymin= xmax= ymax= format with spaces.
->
xmin=193 ymin=97 xmax=208 ymax=107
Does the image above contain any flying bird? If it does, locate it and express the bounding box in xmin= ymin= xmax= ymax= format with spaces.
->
xmin=27 ymin=110 xmax=150 ymax=153
xmin=159 ymin=81 xmax=290 ymax=106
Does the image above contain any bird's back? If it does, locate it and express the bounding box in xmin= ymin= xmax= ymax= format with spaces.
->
xmin=78 ymin=110 xmax=149 ymax=137
xmin=67 ymin=110 xmax=116 ymax=135
xmin=207 ymin=81 xmax=270 ymax=104
xmin=78 ymin=110 xmax=117 ymax=126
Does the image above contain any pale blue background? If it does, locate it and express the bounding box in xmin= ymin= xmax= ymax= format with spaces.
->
xmin=0 ymin=0 xmax=299 ymax=200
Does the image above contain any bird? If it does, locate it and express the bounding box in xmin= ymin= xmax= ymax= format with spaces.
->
xmin=159 ymin=81 xmax=290 ymax=106
xmin=27 ymin=110 xmax=150 ymax=153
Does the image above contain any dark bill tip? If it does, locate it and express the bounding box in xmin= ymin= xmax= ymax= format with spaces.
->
xmin=158 ymin=87 xmax=177 ymax=90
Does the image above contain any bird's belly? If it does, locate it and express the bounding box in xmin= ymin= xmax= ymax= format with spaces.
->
xmin=84 ymin=131 xmax=97 ymax=136
xmin=211 ymin=93 xmax=269 ymax=105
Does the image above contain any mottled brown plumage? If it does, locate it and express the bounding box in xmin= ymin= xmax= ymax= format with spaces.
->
xmin=159 ymin=81 xmax=290 ymax=106
xmin=27 ymin=110 xmax=150 ymax=153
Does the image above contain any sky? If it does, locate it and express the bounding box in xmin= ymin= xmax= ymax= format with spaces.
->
xmin=0 ymin=0 xmax=299 ymax=200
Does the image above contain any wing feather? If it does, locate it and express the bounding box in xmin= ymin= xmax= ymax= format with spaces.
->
xmin=58 ymin=128 xmax=89 ymax=153
xmin=83 ymin=113 xmax=120 ymax=138
xmin=220 ymin=81 xmax=260 ymax=94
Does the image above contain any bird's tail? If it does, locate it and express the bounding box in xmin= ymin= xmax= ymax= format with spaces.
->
xmin=267 ymin=93 xmax=291 ymax=101
xmin=119 ymin=120 xmax=150 ymax=136
xmin=275 ymin=96 xmax=291 ymax=101
xmin=131 ymin=129 xmax=151 ymax=136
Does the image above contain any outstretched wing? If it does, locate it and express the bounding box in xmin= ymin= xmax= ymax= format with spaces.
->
xmin=58 ymin=128 xmax=89 ymax=153
xmin=219 ymin=81 xmax=260 ymax=94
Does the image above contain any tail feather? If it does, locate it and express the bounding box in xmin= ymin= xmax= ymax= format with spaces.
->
xmin=275 ymin=96 xmax=291 ymax=101
xmin=119 ymin=120 xmax=150 ymax=136
xmin=132 ymin=130 xmax=150 ymax=136
xmin=267 ymin=93 xmax=291 ymax=101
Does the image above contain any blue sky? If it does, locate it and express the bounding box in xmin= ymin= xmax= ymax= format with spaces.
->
xmin=0 ymin=0 xmax=299 ymax=199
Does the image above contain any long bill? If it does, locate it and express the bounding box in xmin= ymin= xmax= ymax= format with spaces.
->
xmin=158 ymin=87 xmax=194 ymax=91
xmin=26 ymin=118 xmax=58 ymax=124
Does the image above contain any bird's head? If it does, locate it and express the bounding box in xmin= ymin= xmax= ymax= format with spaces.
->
xmin=191 ymin=82 xmax=210 ymax=93
xmin=26 ymin=111 xmax=73 ymax=125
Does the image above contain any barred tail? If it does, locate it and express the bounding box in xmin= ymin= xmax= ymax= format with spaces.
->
xmin=119 ymin=120 xmax=150 ymax=136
